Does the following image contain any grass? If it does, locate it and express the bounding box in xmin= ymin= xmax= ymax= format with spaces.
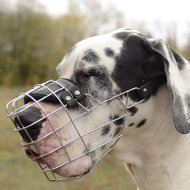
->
xmin=0 ymin=86 xmax=136 ymax=190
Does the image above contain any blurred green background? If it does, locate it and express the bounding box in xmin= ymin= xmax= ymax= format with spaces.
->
xmin=0 ymin=0 xmax=190 ymax=86
xmin=0 ymin=0 xmax=190 ymax=189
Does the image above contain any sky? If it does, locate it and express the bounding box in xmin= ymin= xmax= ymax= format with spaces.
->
xmin=9 ymin=0 xmax=190 ymax=46
xmin=38 ymin=0 xmax=189 ymax=23
xmin=37 ymin=0 xmax=190 ymax=46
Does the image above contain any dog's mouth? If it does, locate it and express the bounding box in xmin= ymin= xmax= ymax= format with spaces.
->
xmin=24 ymin=142 xmax=94 ymax=178
xmin=25 ymin=149 xmax=45 ymax=164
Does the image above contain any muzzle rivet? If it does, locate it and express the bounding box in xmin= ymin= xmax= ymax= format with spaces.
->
xmin=74 ymin=90 xmax=81 ymax=96
xmin=66 ymin=96 xmax=72 ymax=101
xmin=143 ymin=88 xmax=148 ymax=93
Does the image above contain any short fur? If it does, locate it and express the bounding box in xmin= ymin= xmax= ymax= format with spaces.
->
xmin=20 ymin=29 xmax=190 ymax=189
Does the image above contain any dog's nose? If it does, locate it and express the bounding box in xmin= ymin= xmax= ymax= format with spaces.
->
xmin=14 ymin=107 xmax=45 ymax=142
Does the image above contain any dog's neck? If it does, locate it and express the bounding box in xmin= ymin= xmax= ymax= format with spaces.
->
xmin=111 ymin=84 xmax=190 ymax=190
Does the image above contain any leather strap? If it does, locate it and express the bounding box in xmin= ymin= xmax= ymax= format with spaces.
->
xmin=137 ymin=75 xmax=166 ymax=100
xmin=24 ymin=76 xmax=165 ymax=108
xmin=24 ymin=78 xmax=86 ymax=108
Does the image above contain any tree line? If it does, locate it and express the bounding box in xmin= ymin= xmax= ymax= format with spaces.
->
xmin=0 ymin=0 xmax=189 ymax=86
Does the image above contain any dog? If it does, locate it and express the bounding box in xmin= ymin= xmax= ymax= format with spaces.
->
xmin=11 ymin=28 xmax=190 ymax=190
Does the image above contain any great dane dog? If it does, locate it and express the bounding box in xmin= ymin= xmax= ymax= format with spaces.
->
xmin=12 ymin=29 xmax=190 ymax=190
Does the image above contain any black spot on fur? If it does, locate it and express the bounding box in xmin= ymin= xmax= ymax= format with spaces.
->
xmin=111 ymin=115 xmax=124 ymax=137
xmin=92 ymin=70 xmax=112 ymax=90
xmin=114 ymin=126 xmax=123 ymax=137
xmin=82 ymin=49 xmax=99 ymax=63
xmin=110 ymin=115 xmax=124 ymax=125
xmin=136 ymin=119 xmax=147 ymax=128
xmin=128 ymin=123 xmax=134 ymax=127
xmin=101 ymin=125 xmax=111 ymax=136
xmin=74 ymin=66 xmax=110 ymax=84
xmin=112 ymin=33 xmax=166 ymax=102
xmin=104 ymin=48 xmax=115 ymax=57
xmin=127 ymin=107 xmax=138 ymax=116
xmin=74 ymin=65 xmax=114 ymax=100
xmin=115 ymin=118 xmax=124 ymax=125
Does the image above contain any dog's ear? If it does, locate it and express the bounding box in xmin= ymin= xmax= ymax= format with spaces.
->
xmin=142 ymin=37 xmax=190 ymax=134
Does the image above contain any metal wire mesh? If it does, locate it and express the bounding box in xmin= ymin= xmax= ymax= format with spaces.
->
xmin=6 ymin=79 xmax=144 ymax=181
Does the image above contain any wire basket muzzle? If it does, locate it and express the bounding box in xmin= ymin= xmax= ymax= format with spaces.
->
xmin=6 ymin=78 xmax=144 ymax=181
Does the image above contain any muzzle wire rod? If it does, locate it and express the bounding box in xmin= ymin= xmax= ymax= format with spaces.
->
xmin=41 ymin=134 xmax=123 ymax=173
xmin=17 ymin=92 xmax=62 ymax=180
xmin=30 ymin=112 xmax=128 ymax=160
xmin=33 ymin=82 xmax=73 ymax=163
xmin=49 ymin=80 xmax=91 ymax=155
xmin=6 ymin=79 xmax=146 ymax=181
xmin=6 ymin=94 xmax=58 ymax=180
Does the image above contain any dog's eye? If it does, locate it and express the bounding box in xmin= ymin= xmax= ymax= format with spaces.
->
xmin=75 ymin=69 xmax=103 ymax=79
xmin=88 ymin=68 xmax=103 ymax=77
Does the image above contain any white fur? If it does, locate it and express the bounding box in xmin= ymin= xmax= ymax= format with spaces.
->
xmin=111 ymin=85 xmax=190 ymax=190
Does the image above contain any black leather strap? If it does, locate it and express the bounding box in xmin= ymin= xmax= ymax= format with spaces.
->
xmin=24 ymin=78 xmax=86 ymax=108
xmin=137 ymin=75 xmax=166 ymax=100
xmin=24 ymin=76 xmax=165 ymax=107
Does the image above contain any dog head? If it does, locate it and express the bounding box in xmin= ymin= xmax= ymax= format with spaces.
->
xmin=11 ymin=28 xmax=190 ymax=178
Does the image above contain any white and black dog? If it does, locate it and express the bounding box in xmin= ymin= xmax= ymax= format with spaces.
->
xmin=11 ymin=29 xmax=190 ymax=190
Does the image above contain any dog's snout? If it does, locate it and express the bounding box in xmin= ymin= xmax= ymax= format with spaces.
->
xmin=14 ymin=107 xmax=45 ymax=142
